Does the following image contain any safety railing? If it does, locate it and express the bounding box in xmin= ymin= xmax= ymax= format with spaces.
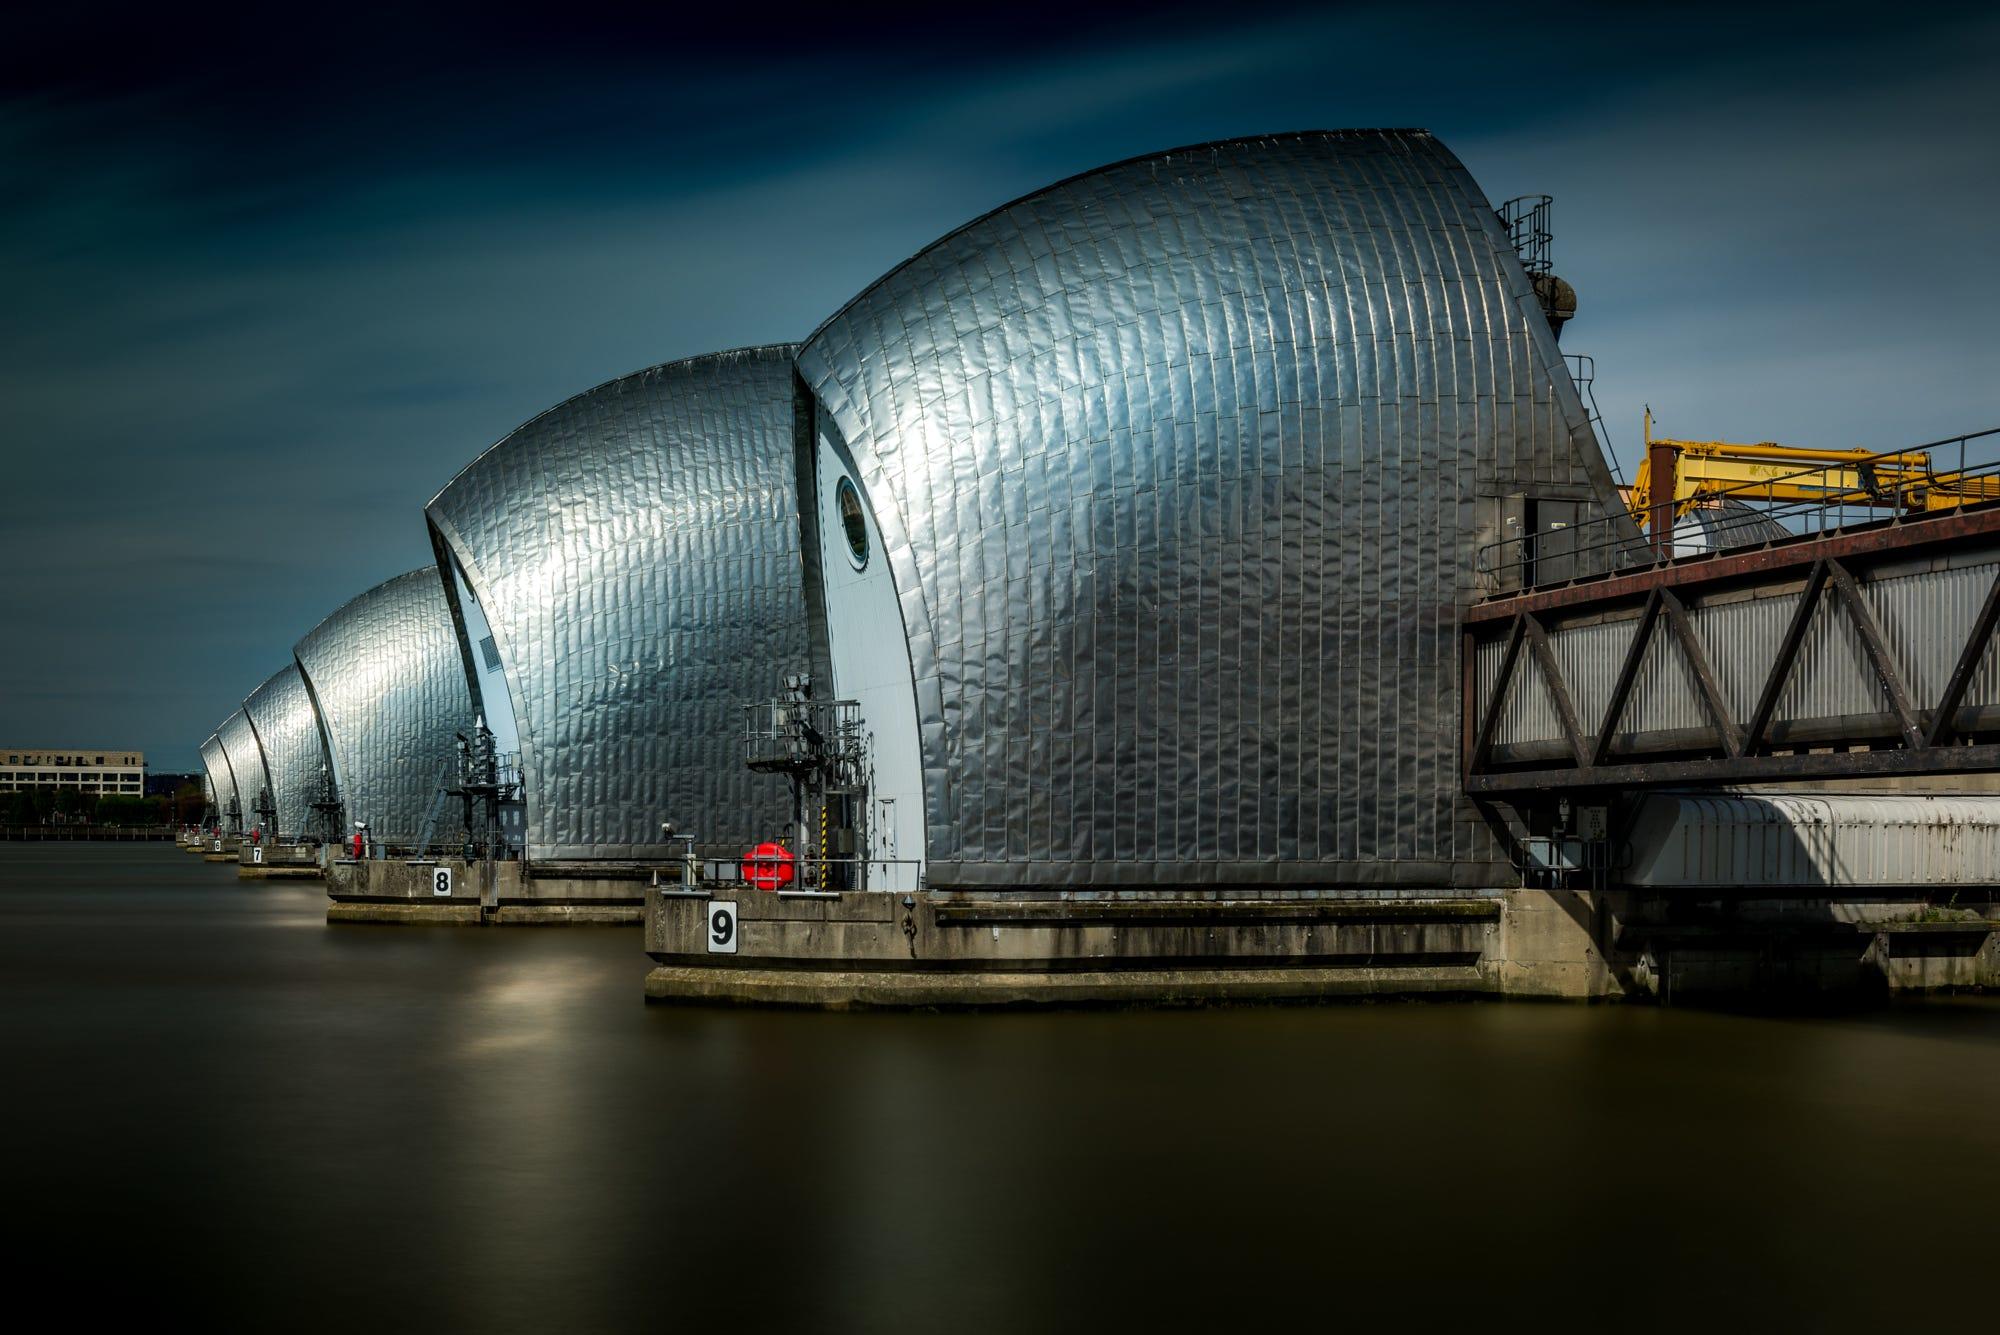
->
xmin=1498 ymin=196 xmax=1553 ymax=277
xmin=1477 ymin=426 xmax=2000 ymax=593
xmin=1565 ymin=353 xmax=1623 ymax=486
xmin=651 ymin=854 xmax=924 ymax=897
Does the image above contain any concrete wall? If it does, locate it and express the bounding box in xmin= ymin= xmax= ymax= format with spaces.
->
xmin=640 ymin=884 xmax=2000 ymax=1007
xmin=324 ymin=858 xmax=642 ymax=924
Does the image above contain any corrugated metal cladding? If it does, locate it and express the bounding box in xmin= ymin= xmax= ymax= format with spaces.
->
xmin=199 ymin=733 xmax=234 ymax=819
xmin=426 ymin=347 xmax=809 ymax=860
xmin=1625 ymin=793 xmax=2000 ymax=889
xmin=241 ymin=663 xmax=328 ymax=840
xmin=797 ymin=130 xmax=1622 ymax=888
xmin=293 ymin=568 xmax=477 ymax=847
xmin=216 ymin=711 xmax=270 ymax=826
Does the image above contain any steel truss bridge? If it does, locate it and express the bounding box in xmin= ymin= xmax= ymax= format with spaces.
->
xmin=1464 ymin=431 xmax=2000 ymax=796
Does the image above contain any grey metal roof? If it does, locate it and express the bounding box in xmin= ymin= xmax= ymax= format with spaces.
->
xmin=199 ymin=732 xmax=234 ymax=821
xmin=426 ymin=346 xmax=809 ymax=859
xmin=241 ymin=662 xmax=330 ymax=840
xmin=1676 ymin=499 xmax=1794 ymax=554
xmin=1625 ymin=793 xmax=2000 ymax=889
xmin=216 ymin=709 xmax=271 ymax=831
xmin=293 ymin=567 xmax=477 ymax=846
xmin=797 ymin=129 xmax=1624 ymax=888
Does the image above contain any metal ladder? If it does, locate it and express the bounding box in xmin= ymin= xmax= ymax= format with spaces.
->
xmin=411 ymin=757 xmax=456 ymax=859
xmin=1566 ymin=352 xmax=1625 ymax=487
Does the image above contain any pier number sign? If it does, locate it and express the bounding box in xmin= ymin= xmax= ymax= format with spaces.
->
xmin=432 ymin=867 xmax=453 ymax=898
xmin=707 ymin=900 xmax=739 ymax=954
xmin=252 ymin=846 xmax=264 ymax=864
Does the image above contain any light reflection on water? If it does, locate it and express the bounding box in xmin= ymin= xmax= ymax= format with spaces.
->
xmin=2 ymin=844 xmax=1996 ymax=1332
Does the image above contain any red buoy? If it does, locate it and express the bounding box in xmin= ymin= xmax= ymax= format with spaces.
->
xmin=740 ymin=842 xmax=796 ymax=892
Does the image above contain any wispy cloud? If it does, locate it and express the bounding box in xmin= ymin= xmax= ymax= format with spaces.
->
xmin=2 ymin=3 xmax=1994 ymax=763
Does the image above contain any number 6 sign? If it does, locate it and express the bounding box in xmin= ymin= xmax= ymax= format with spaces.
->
xmin=707 ymin=901 xmax=738 ymax=954
xmin=432 ymin=867 xmax=453 ymax=897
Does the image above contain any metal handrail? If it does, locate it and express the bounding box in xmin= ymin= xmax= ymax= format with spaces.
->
xmin=652 ymin=853 xmax=925 ymax=895
xmin=1498 ymin=196 xmax=1553 ymax=277
xmin=1477 ymin=425 xmax=2000 ymax=592
xmin=1565 ymin=353 xmax=1623 ymax=487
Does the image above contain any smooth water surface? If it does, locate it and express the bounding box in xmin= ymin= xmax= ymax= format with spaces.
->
xmin=3 ymin=844 xmax=1996 ymax=1331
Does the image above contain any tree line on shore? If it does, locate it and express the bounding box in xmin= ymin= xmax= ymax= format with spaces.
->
xmin=3 ymin=783 xmax=205 ymax=828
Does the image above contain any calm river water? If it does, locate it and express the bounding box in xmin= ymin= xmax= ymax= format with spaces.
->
xmin=2 ymin=843 xmax=1996 ymax=1331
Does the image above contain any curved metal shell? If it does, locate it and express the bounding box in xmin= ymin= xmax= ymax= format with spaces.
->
xmin=426 ymin=346 xmax=809 ymax=860
xmin=217 ymin=709 xmax=271 ymax=831
xmin=797 ymin=129 xmax=1624 ymax=888
xmin=293 ymin=567 xmax=477 ymax=847
xmin=199 ymin=732 xmax=234 ymax=821
xmin=1673 ymin=499 xmax=1793 ymax=555
xmin=242 ymin=662 xmax=330 ymax=840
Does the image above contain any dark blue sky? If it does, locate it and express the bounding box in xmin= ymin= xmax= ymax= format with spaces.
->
xmin=4 ymin=2 xmax=1996 ymax=769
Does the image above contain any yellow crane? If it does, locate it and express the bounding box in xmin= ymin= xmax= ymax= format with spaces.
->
xmin=1627 ymin=410 xmax=2000 ymax=543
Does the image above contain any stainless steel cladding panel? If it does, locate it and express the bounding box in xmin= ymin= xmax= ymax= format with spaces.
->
xmin=426 ymin=347 xmax=809 ymax=860
xmin=797 ymin=130 xmax=1622 ymax=888
xmin=200 ymin=732 xmax=235 ymax=818
xmin=293 ymin=567 xmax=477 ymax=847
xmin=217 ymin=709 xmax=271 ymax=828
xmin=242 ymin=663 xmax=329 ymax=839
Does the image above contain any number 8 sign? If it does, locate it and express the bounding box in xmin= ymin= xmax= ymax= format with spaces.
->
xmin=707 ymin=901 xmax=738 ymax=954
xmin=432 ymin=867 xmax=453 ymax=898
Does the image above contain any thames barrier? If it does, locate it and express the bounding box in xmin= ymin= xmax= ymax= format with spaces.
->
xmin=157 ymin=131 xmax=1999 ymax=1005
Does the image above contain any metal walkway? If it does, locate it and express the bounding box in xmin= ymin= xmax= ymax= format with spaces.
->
xmin=1464 ymin=429 xmax=2000 ymax=794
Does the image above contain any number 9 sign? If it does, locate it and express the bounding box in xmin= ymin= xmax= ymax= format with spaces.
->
xmin=707 ymin=901 xmax=738 ymax=954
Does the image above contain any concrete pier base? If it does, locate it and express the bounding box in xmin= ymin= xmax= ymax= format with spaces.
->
xmin=645 ymin=891 xmax=1501 ymax=1008
xmin=328 ymin=901 xmax=643 ymax=926
xmin=324 ymin=857 xmax=643 ymax=925
xmin=641 ymin=885 xmax=2000 ymax=1008
xmin=237 ymin=842 xmax=322 ymax=879
xmin=644 ymin=963 xmax=1486 ymax=1009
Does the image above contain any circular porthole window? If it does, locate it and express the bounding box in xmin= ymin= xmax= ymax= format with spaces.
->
xmin=835 ymin=476 xmax=869 ymax=569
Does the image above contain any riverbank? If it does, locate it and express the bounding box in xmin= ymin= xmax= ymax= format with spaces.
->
xmin=0 ymin=824 xmax=174 ymax=840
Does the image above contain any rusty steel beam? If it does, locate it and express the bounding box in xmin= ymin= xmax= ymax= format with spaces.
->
xmin=1462 ymin=506 xmax=2000 ymax=791
xmin=1926 ymin=566 xmax=2000 ymax=747
xmin=1590 ymin=588 xmax=1661 ymax=766
xmin=1743 ymin=560 xmax=1828 ymax=754
xmin=1465 ymin=743 xmax=2000 ymax=794
xmin=1823 ymin=558 xmax=1924 ymax=749
xmin=1465 ymin=498 xmax=2000 ymax=625
xmin=1657 ymin=587 xmax=1744 ymax=757
xmin=1464 ymin=555 xmax=2000 ymax=792
xmin=1647 ymin=434 xmax=1677 ymax=560
xmin=1521 ymin=613 xmax=1590 ymax=768
xmin=1468 ymin=615 xmax=1525 ymax=772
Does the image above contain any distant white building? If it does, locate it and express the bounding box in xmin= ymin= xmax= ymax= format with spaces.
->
xmin=0 ymin=749 xmax=145 ymax=796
